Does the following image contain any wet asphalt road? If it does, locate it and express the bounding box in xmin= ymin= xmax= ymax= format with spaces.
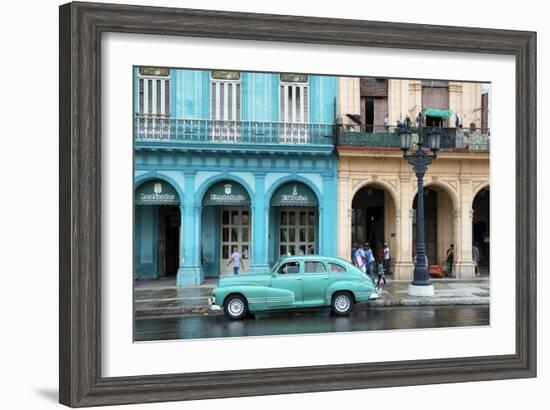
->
xmin=134 ymin=305 xmax=489 ymax=342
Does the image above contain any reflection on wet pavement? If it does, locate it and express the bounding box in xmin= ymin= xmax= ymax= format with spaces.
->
xmin=135 ymin=305 xmax=489 ymax=342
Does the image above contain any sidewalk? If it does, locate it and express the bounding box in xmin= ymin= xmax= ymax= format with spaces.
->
xmin=134 ymin=277 xmax=490 ymax=319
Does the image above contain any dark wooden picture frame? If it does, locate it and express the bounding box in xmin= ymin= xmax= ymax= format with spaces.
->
xmin=59 ymin=1 xmax=536 ymax=407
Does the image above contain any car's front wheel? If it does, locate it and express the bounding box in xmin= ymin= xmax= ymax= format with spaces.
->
xmin=331 ymin=291 xmax=354 ymax=316
xmin=223 ymin=294 xmax=248 ymax=320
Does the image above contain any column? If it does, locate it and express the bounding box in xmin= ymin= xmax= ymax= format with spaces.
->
xmin=249 ymin=174 xmax=269 ymax=273
xmin=177 ymin=173 xmax=203 ymax=286
xmin=394 ymin=176 xmax=414 ymax=280
xmin=321 ymin=175 xmax=337 ymax=256
xmin=337 ymin=173 xmax=352 ymax=261
xmin=454 ymin=181 xmax=476 ymax=278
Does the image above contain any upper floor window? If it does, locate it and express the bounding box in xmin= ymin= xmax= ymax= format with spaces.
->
xmin=280 ymin=74 xmax=309 ymax=123
xmin=211 ymin=71 xmax=241 ymax=121
xmin=137 ymin=67 xmax=170 ymax=117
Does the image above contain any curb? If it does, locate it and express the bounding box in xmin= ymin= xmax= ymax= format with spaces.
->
xmin=135 ymin=298 xmax=490 ymax=319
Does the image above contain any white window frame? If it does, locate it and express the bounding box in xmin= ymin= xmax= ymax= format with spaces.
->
xmin=279 ymin=74 xmax=310 ymax=124
xmin=137 ymin=68 xmax=171 ymax=117
xmin=210 ymin=71 xmax=242 ymax=141
xmin=279 ymin=75 xmax=310 ymax=143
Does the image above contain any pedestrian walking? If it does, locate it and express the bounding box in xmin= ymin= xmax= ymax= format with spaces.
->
xmin=383 ymin=242 xmax=391 ymax=275
xmin=351 ymin=242 xmax=359 ymax=266
xmin=354 ymin=243 xmax=366 ymax=273
xmin=472 ymin=244 xmax=480 ymax=275
xmin=226 ymin=246 xmax=245 ymax=275
xmin=376 ymin=259 xmax=387 ymax=288
xmin=364 ymin=243 xmax=375 ymax=280
xmin=445 ymin=244 xmax=454 ymax=277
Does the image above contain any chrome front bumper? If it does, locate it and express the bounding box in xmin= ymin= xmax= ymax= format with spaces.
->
xmin=369 ymin=292 xmax=380 ymax=300
xmin=208 ymin=296 xmax=222 ymax=311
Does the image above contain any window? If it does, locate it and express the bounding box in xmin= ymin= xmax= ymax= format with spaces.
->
xmin=211 ymin=71 xmax=241 ymax=122
xmin=304 ymin=261 xmax=327 ymax=274
xmin=137 ymin=67 xmax=170 ymax=116
xmin=211 ymin=71 xmax=241 ymax=141
xmin=280 ymin=74 xmax=309 ymax=124
xmin=329 ymin=263 xmax=347 ymax=273
xmin=278 ymin=262 xmax=300 ymax=274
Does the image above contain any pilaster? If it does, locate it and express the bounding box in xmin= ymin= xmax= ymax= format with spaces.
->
xmin=394 ymin=176 xmax=414 ymax=280
xmin=177 ymin=173 xmax=204 ymax=286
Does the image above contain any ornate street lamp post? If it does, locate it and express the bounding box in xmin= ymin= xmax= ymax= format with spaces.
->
xmin=398 ymin=121 xmax=441 ymax=296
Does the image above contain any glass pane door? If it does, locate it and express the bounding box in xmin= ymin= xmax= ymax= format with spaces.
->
xmin=220 ymin=207 xmax=250 ymax=275
xmin=279 ymin=207 xmax=316 ymax=257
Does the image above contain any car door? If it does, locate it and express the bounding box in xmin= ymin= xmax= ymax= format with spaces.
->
xmin=301 ymin=260 xmax=330 ymax=306
xmin=268 ymin=261 xmax=304 ymax=308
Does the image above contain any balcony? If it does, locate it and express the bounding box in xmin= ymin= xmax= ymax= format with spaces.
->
xmin=336 ymin=125 xmax=490 ymax=151
xmin=134 ymin=116 xmax=335 ymax=155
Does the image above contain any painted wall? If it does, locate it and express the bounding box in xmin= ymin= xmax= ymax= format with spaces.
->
xmin=201 ymin=206 xmax=221 ymax=277
xmin=134 ymin=69 xmax=338 ymax=124
xmin=134 ymin=151 xmax=338 ymax=284
xmin=135 ymin=205 xmax=159 ymax=279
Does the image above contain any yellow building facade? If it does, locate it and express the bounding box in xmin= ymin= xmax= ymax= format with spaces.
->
xmin=336 ymin=78 xmax=490 ymax=280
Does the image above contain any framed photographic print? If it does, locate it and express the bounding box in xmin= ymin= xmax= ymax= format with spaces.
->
xmin=59 ymin=1 xmax=536 ymax=407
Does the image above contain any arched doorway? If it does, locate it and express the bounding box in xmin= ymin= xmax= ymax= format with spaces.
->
xmin=473 ymin=187 xmax=490 ymax=275
xmin=200 ymin=180 xmax=251 ymax=277
xmin=351 ymin=184 xmax=397 ymax=271
xmin=412 ymin=185 xmax=455 ymax=272
xmin=269 ymin=182 xmax=319 ymax=262
xmin=134 ymin=179 xmax=181 ymax=280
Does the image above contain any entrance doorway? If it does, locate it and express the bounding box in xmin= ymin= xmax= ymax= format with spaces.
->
xmin=412 ymin=188 xmax=438 ymax=265
xmin=201 ymin=180 xmax=252 ymax=277
xmin=134 ymin=179 xmax=181 ymax=280
xmin=278 ymin=207 xmax=317 ymax=257
xmin=158 ymin=205 xmax=180 ymax=277
xmin=351 ymin=185 xmax=397 ymax=269
xmin=473 ymin=187 xmax=490 ymax=274
xmin=220 ymin=207 xmax=250 ymax=275
xmin=352 ymin=187 xmax=385 ymax=252
xmin=412 ymin=186 xmax=455 ymax=269
xmin=269 ymin=181 xmax=320 ymax=263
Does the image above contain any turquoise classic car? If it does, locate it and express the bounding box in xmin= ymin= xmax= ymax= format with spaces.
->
xmin=209 ymin=255 xmax=379 ymax=320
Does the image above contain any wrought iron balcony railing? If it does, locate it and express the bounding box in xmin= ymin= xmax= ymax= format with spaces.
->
xmin=134 ymin=116 xmax=335 ymax=146
xmin=336 ymin=124 xmax=490 ymax=151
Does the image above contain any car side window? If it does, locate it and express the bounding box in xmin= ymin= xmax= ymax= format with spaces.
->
xmin=328 ymin=263 xmax=347 ymax=273
xmin=304 ymin=261 xmax=328 ymax=274
xmin=279 ymin=261 xmax=300 ymax=274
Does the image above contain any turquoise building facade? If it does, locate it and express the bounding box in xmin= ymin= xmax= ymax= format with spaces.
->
xmin=134 ymin=67 xmax=338 ymax=285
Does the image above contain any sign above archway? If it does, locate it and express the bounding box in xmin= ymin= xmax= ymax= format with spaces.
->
xmin=135 ymin=180 xmax=180 ymax=205
xmin=203 ymin=181 xmax=251 ymax=206
xmin=271 ymin=182 xmax=318 ymax=207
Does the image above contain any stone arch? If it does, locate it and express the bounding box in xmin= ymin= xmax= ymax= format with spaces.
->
xmin=265 ymin=174 xmax=323 ymax=206
xmin=135 ymin=173 xmax=184 ymax=204
xmin=351 ymin=180 xmax=399 ymax=270
xmin=416 ymin=180 xmax=460 ymax=211
xmin=351 ymin=179 xmax=400 ymax=210
xmin=472 ymin=181 xmax=491 ymax=201
xmin=195 ymin=173 xmax=254 ymax=207
xmin=410 ymin=181 xmax=458 ymax=268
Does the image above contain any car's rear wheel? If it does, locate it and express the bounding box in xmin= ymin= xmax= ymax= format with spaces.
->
xmin=223 ymin=294 xmax=248 ymax=320
xmin=331 ymin=291 xmax=354 ymax=316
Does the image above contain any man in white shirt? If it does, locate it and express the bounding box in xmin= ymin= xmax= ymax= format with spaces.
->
xmin=226 ymin=247 xmax=245 ymax=275
xmin=383 ymin=242 xmax=391 ymax=275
